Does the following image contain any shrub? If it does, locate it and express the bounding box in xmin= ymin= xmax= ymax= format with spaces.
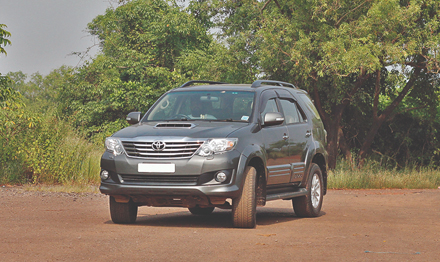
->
xmin=0 ymin=107 xmax=102 ymax=185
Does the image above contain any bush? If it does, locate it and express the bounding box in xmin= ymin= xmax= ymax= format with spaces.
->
xmin=0 ymin=107 xmax=102 ymax=185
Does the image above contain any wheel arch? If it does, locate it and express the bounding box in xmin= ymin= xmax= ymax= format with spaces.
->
xmin=247 ymin=156 xmax=266 ymax=206
xmin=312 ymin=153 xmax=327 ymax=195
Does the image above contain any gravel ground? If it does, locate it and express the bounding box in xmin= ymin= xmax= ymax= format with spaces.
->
xmin=1 ymin=186 xmax=439 ymax=261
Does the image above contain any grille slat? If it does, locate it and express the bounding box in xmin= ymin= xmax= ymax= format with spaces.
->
xmin=122 ymin=140 xmax=204 ymax=159
xmin=136 ymin=152 xmax=194 ymax=157
xmin=132 ymin=147 xmax=200 ymax=152
xmin=120 ymin=174 xmax=198 ymax=185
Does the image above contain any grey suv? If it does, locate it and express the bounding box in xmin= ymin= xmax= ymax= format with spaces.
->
xmin=100 ymin=80 xmax=328 ymax=228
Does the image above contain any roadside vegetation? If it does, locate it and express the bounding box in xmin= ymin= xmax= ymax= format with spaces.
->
xmin=0 ymin=107 xmax=101 ymax=186
xmin=329 ymin=159 xmax=440 ymax=189
xmin=1 ymin=0 xmax=440 ymax=190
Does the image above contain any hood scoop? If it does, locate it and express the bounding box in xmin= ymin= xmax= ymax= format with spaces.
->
xmin=154 ymin=123 xmax=196 ymax=129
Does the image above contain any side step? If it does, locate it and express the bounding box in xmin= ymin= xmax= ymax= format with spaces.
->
xmin=266 ymin=188 xmax=308 ymax=201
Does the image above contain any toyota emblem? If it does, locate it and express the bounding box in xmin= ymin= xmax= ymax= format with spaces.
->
xmin=152 ymin=141 xmax=166 ymax=151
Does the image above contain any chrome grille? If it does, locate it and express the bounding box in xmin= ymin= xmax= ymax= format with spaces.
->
xmin=122 ymin=141 xmax=204 ymax=159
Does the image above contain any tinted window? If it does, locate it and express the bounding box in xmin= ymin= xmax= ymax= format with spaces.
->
xmin=279 ymin=99 xmax=304 ymax=124
xmin=261 ymin=98 xmax=279 ymax=117
xmin=299 ymin=94 xmax=321 ymax=120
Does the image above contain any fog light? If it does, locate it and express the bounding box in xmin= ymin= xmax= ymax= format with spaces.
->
xmin=215 ymin=172 xmax=227 ymax=183
xmin=100 ymin=170 xmax=109 ymax=180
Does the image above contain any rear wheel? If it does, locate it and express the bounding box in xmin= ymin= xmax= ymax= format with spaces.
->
xmin=109 ymin=196 xmax=138 ymax=224
xmin=232 ymin=166 xmax=257 ymax=228
xmin=293 ymin=163 xmax=323 ymax=217
xmin=188 ymin=206 xmax=215 ymax=215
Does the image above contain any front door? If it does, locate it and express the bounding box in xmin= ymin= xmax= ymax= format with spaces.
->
xmin=260 ymin=91 xmax=291 ymax=185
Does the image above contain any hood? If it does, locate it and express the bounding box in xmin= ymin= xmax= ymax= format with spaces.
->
xmin=112 ymin=121 xmax=248 ymax=139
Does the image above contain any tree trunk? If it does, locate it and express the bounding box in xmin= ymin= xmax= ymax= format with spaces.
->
xmin=312 ymin=71 xmax=369 ymax=169
xmin=359 ymin=68 xmax=422 ymax=161
xmin=338 ymin=127 xmax=352 ymax=162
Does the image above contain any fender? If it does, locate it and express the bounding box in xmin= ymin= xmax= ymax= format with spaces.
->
xmin=233 ymin=144 xmax=266 ymax=194
xmin=301 ymin=139 xmax=328 ymax=187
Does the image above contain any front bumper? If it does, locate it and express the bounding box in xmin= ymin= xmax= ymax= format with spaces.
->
xmin=99 ymin=150 xmax=247 ymax=207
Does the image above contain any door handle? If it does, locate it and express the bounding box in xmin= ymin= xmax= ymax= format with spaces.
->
xmin=305 ymin=130 xmax=312 ymax=137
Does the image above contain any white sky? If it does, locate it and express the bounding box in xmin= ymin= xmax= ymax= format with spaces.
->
xmin=0 ymin=0 xmax=113 ymax=76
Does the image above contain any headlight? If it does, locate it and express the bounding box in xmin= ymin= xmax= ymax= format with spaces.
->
xmin=197 ymin=138 xmax=238 ymax=157
xmin=105 ymin=138 xmax=124 ymax=156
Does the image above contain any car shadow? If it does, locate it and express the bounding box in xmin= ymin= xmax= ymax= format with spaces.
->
xmin=105 ymin=207 xmax=326 ymax=228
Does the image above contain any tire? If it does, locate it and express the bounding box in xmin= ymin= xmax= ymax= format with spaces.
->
xmin=109 ymin=196 xmax=138 ymax=224
xmin=232 ymin=166 xmax=257 ymax=228
xmin=293 ymin=163 xmax=324 ymax=217
xmin=188 ymin=206 xmax=215 ymax=215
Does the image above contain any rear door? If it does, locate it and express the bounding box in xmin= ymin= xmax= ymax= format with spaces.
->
xmin=276 ymin=89 xmax=310 ymax=183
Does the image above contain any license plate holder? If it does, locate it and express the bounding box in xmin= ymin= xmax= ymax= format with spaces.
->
xmin=138 ymin=163 xmax=175 ymax=173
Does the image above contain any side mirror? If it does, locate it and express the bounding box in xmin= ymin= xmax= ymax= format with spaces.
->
xmin=263 ymin=112 xmax=284 ymax=126
xmin=126 ymin=112 xmax=142 ymax=125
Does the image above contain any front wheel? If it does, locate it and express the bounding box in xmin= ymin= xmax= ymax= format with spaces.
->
xmin=292 ymin=164 xmax=324 ymax=217
xmin=109 ymin=196 xmax=138 ymax=224
xmin=232 ymin=166 xmax=257 ymax=228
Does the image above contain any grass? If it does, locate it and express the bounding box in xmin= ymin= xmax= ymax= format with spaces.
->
xmin=0 ymin=108 xmax=103 ymax=187
xmin=328 ymin=159 xmax=440 ymax=189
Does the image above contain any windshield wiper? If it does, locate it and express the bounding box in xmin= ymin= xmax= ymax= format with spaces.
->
xmin=211 ymin=118 xmax=238 ymax=122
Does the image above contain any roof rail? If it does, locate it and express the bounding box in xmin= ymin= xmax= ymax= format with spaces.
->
xmin=178 ymin=80 xmax=227 ymax=88
xmin=251 ymin=80 xmax=296 ymax=89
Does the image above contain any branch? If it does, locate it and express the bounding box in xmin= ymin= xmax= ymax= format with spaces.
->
xmin=387 ymin=105 xmax=428 ymax=121
xmin=400 ymin=105 xmax=428 ymax=113
xmin=312 ymin=80 xmax=329 ymax=123
xmin=378 ymin=67 xmax=422 ymax=122
xmin=372 ymin=69 xmax=381 ymax=120
xmin=342 ymin=67 xmax=368 ymax=107
xmin=261 ymin=0 xmax=272 ymax=12
xmin=261 ymin=0 xmax=283 ymax=14
xmin=335 ymin=0 xmax=370 ymax=27
xmin=405 ymin=61 xmax=427 ymax=69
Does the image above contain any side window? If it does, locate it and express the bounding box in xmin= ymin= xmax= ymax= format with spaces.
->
xmin=261 ymin=98 xmax=279 ymax=117
xmin=299 ymin=94 xmax=320 ymax=120
xmin=279 ymin=99 xmax=304 ymax=124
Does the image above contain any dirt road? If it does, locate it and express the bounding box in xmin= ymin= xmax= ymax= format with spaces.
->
xmin=1 ymin=187 xmax=439 ymax=261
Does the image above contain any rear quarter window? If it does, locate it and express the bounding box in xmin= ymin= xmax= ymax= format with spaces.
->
xmin=298 ymin=94 xmax=321 ymax=120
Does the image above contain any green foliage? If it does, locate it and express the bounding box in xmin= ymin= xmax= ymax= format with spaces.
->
xmin=7 ymin=67 xmax=75 ymax=112
xmin=0 ymin=24 xmax=11 ymax=55
xmin=177 ymin=41 xmax=257 ymax=83
xmin=0 ymin=107 xmax=101 ymax=185
xmin=1 ymin=74 xmax=23 ymax=107
xmin=54 ymin=0 xmax=214 ymax=141
xmin=221 ymin=0 xmax=440 ymax=167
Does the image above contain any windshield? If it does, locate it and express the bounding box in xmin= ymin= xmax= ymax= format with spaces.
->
xmin=145 ymin=90 xmax=255 ymax=122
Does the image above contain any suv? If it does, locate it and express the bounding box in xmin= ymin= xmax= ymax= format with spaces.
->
xmin=100 ymin=80 xmax=328 ymax=228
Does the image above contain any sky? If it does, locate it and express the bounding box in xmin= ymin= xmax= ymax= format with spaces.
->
xmin=0 ymin=0 xmax=114 ymax=76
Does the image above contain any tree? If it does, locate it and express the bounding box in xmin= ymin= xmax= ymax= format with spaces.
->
xmin=0 ymin=24 xmax=11 ymax=55
xmin=218 ymin=0 xmax=440 ymax=168
xmin=1 ymin=24 xmax=20 ymax=106
xmin=56 ymin=0 xmax=213 ymax=142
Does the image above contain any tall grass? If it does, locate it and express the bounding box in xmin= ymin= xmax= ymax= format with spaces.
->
xmin=0 ymin=108 xmax=102 ymax=186
xmin=328 ymin=158 xmax=440 ymax=189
